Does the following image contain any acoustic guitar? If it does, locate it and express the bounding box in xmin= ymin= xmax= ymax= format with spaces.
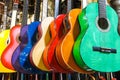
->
xmin=18 ymin=0 xmax=43 ymax=74
xmin=30 ymin=17 xmax=54 ymax=71
xmin=11 ymin=0 xmax=30 ymax=73
xmin=0 ymin=1 xmax=15 ymax=73
xmin=29 ymin=0 xmax=54 ymax=71
xmin=72 ymin=0 xmax=96 ymax=72
xmin=55 ymin=8 xmax=93 ymax=74
xmin=76 ymin=0 xmax=119 ymax=72
xmin=42 ymin=0 xmax=69 ymax=73
xmin=43 ymin=16 xmax=69 ymax=73
xmin=1 ymin=25 xmax=21 ymax=70
xmin=46 ymin=14 xmax=73 ymax=73
xmin=0 ymin=0 xmax=19 ymax=71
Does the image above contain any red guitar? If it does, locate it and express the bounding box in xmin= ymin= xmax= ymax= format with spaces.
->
xmin=43 ymin=15 xmax=69 ymax=73
xmin=47 ymin=14 xmax=72 ymax=73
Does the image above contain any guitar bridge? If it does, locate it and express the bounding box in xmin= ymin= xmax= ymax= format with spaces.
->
xmin=93 ymin=46 xmax=116 ymax=53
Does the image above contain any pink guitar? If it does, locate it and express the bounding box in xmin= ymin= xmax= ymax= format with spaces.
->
xmin=1 ymin=25 xmax=21 ymax=70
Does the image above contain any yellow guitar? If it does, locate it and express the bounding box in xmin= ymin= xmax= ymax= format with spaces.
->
xmin=0 ymin=0 xmax=19 ymax=73
xmin=0 ymin=30 xmax=15 ymax=72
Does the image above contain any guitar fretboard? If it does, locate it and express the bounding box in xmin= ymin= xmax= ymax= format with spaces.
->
xmin=98 ymin=0 xmax=106 ymax=18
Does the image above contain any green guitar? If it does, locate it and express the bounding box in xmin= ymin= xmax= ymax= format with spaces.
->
xmin=73 ymin=0 xmax=120 ymax=72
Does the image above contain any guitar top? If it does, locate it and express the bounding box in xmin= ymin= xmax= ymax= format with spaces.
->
xmin=55 ymin=9 xmax=93 ymax=74
xmin=1 ymin=25 xmax=21 ymax=70
xmin=30 ymin=17 xmax=54 ymax=71
xmin=0 ymin=30 xmax=15 ymax=73
xmin=78 ymin=2 xmax=120 ymax=72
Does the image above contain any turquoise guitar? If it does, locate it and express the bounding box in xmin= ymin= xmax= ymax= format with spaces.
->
xmin=73 ymin=0 xmax=119 ymax=72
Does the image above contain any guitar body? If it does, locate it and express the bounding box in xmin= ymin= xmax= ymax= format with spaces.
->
xmin=47 ymin=14 xmax=71 ymax=73
xmin=12 ymin=25 xmax=30 ymax=74
xmin=30 ymin=17 xmax=54 ymax=71
xmin=55 ymin=9 xmax=93 ymax=74
xmin=0 ymin=30 xmax=15 ymax=72
xmin=78 ymin=3 xmax=119 ymax=72
xmin=19 ymin=21 xmax=43 ymax=74
xmin=1 ymin=25 xmax=21 ymax=70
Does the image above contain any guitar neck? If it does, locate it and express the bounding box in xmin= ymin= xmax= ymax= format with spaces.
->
xmin=42 ymin=0 xmax=48 ymax=20
xmin=67 ymin=0 xmax=72 ymax=12
xmin=98 ymin=0 xmax=107 ymax=18
xmin=54 ymin=0 xmax=60 ymax=18
xmin=34 ymin=0 xmax=41 ymax=21
xmin=10 ymin=1 xmax=19 ymax=28
xmin=21 ymin=0 xmax=29 ymax=27
xmin=2 ymin=5 xmax=7 ymax=30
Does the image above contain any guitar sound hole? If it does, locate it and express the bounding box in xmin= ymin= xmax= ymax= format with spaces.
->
xmin=36 ymin=33 xmax=39 ymax=41
xmin=98 ymin=18 xmax=109 ymax=30
xmin=7 ymin=39 xmax=9 ymax=44
xmin=18 ymin=36 xmax=21 ymax=42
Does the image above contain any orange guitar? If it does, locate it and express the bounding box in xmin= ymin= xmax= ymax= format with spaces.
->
xmin=55 ymin=8 xmax=93 ymax=74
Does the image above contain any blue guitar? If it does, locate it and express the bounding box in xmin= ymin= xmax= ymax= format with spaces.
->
xmin=19 ymin=21 xmax=43 ymax=74
xmin=12 ymin=0 xmax=44 ymax=74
